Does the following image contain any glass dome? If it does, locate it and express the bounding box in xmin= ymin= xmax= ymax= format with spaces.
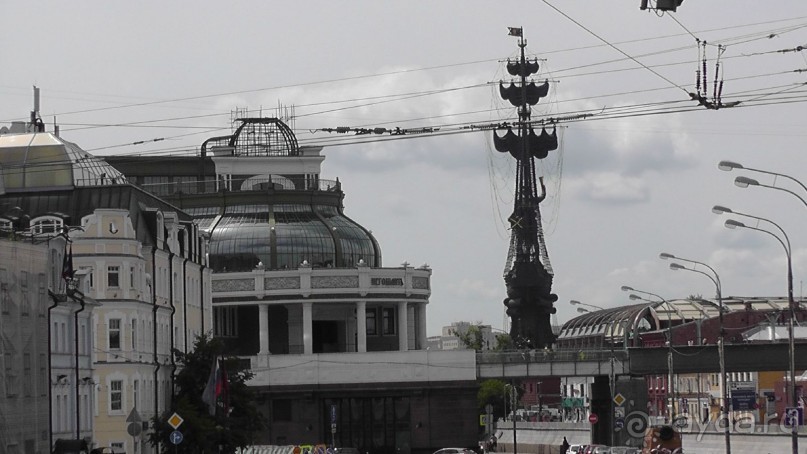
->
xmin=203 ymin=202 xmax=380 ymax=272
xmin=0 ymin=132 xmax=126 ymax=192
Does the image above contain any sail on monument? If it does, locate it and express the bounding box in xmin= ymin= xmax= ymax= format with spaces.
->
xmin=494 ymin=27 xmax=559 ymax=349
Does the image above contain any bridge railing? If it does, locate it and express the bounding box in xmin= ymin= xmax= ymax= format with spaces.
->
xmin=476 ymin=348 xmax=628 ymax=364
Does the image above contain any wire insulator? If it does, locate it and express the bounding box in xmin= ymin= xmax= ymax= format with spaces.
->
xmin=713 ymin=61 xmax=721 ymax=101
xmin=702 ymin=42 xmax=708 ymax=94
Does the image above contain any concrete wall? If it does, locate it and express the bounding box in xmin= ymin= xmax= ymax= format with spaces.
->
xmin=494 ymin=421 xmax=807 ymax=453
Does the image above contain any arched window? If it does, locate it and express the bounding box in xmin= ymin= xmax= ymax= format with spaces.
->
xmin=31 ymin=216 xmax=64 ymax=235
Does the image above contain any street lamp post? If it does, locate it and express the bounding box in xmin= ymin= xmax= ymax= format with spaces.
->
xmin=509 ymin=383 xmax=518 ymax=454
xmin=570 ymin=300 xmax=605 ymax=311
xmin=660 ymin=252 xmax=730 ymax=454
xmin=719 ymin=159 xmax=807 ymax=198
xmin=722 ymin=217 xmax=798 ymax=454
xmin=624 ymin=289 xmax=676 ymax=423
xmin=719 ymin=159 xmax=802 ymax=454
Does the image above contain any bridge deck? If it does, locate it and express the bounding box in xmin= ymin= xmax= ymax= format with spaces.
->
xmin=475 ymin=343 xmax=807 ymax=378
xmin=476 ymin=349 xmax=629 ymax=378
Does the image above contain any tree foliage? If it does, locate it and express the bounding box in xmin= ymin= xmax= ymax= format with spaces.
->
xmin=147 ymin=333 xmax=266 ymax=453
xmin=477 ymin=379 xmax=507 ymax=419
xmin=492 ymin=333 xmax=514 ymax=351
xmin=450 ymin=323 xmax=513 ymax=351
xmin=477 ymin=379 xmax=522 ymax=419
xmin=450 ymin=324 xmax=486 ymax=351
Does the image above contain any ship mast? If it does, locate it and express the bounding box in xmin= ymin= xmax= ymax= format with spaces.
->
xmin=493 ymin=27 xmax=559 ymax=349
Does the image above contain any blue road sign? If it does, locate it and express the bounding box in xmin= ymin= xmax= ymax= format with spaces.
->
xmin=614 ymin=418 xmax=625 ymax=430
xmin=730 ymin=389 xmax=756 ymax=411
xmin=785 ymin=407 xmax=803 ymax=427
xmin=169 ymin=430 xmax=183 ymax=445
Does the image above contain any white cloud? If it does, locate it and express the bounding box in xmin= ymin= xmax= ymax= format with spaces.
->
xmin=3 ymin=0 xmax=806 ymax=337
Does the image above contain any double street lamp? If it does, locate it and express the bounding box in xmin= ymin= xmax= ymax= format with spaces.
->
xmin=659 ymin=252 xmax=730 ymax=454
xmin=621 ymin=286 xmax=676 ymax=421
xmin=719 ymin=159 xmax=801 ymax=454
xmin=720 ymin=160 xmax=807 ymax=206
xmin=570 ymin=300 xmax=605 ymax=311
xmin=716 ymin=212 xmax=797 ymax=453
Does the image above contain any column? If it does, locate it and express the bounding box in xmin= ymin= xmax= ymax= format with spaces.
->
xmin=302 ymin=302 xmax=313 ymax=355
xmin=417 ymin=303 xmax=427 ymax=350
xmin=258 ymin=304 xmax=269 ymax=355
xmin=397 ymin=301 xmax=409 ymax=351
xmin=356 ymin=301 xmax=367 ymax=353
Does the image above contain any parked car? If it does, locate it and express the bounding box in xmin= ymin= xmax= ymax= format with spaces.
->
xmin=582 ymin=445 xmax=607 ymax=454
xmin=592 ymin=446 xmax=611 ymax=454
xmin=610 ymin=447 xmax=639 ymax=454
xmin=433 ymin=448 xmax=475 ymax=454
xmin=333 ymin=448 xmax=361 ymax=454
xmin=568 ymin=445 xmax=584 ymax=454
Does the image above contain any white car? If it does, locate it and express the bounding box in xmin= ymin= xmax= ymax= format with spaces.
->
xmin=433 ymin=448 xmax=475 ymax=454
xmin=568 ymin=445 xmax=583 ymax=454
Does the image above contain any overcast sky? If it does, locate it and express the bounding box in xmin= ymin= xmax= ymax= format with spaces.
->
xmin=3 ymin=1 xmax=807 ymax=336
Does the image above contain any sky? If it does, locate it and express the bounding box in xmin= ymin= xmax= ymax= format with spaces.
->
xmin=3 ymin=1 xmax=807 ymax=337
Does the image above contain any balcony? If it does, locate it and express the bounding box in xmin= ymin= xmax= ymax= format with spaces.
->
xmin=246 ymin=349 xmax=476 ymax=387
xmin=212 ymin=265 xmax=431 ymax=303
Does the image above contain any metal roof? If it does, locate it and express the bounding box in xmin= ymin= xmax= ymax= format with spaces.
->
xmin=558 ymin=297 xmax=804 ymax=345
xmin=0 ymin=132 xmax=126 ymax=193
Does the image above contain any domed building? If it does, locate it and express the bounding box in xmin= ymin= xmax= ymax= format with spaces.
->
xmin=0 ymin=118 xmax=211 ymax=453
xmin=109 ymin=117 xmax=430 ymax=357
xmin=108 ymin=118 xmax=482 ymax=454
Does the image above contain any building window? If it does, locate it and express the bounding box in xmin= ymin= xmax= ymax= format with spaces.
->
xmin=130 ymin=265 xmax=136 ymax=289
xmin=4 ymin=355 xmax=17 ymax=396
xmin=133 ymin=380 xmax=139 ymax=410
xmin=38 ymin=279 xmax=46 ymax=317
xmin=20 ymin=271 xmax=29 ymax=316
xmin=31 ymin=216 xmax=63 ymax=235
xmin=110 ymin=380 xmax=123 ymax=411
xmin=108 ymin=266 xmax=120 ymax=288
xmin=214 ymin=307 xmax=238 ymax=337
xmin=366 ymin=308 xmax=377 ymax=336
xmin=39 ymin=353 xmax=47 ymax=397
xmin=132 ymin=319 xmax=137 ymax=350
xmin=109 ymin=319 xmax=121 ymax=350
xmin=1 ymin=269 xmax=9 ymax=315
xmin=23 ymin=354 xmax=31 ymax=397
xmin=382 ymin=307 xmax=396 ymax=335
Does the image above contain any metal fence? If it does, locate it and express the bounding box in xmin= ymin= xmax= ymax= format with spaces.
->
xmin=477 ymin=348 xmax=629 ymax=364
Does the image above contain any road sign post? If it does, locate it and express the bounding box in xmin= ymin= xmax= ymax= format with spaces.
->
xmin=785 ymin=407 xmax=803 ymax=427
xmin=330 ymin=404 xmax=338 ymax=449
xmin=168 ymin=412 xmax=184 ymax=430
xmin=170 ymin=430 xmax=183 ymax=445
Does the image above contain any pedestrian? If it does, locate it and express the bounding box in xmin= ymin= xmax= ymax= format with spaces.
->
xmin=560 ymin=436 xmax=570 ymax=454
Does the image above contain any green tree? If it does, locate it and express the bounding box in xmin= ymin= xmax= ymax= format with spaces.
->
xmin=147 ymin=333 xmax=266 ymax=453
xmin=491 ymin=333 xmax=514 ymax=351
xmin=450 ymin=324 xmax=486 ymax=351
xmin=477 ymin=379 xmax=508 ymax=419
xmin=450 ymin=323 xmax=513 ymax=351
